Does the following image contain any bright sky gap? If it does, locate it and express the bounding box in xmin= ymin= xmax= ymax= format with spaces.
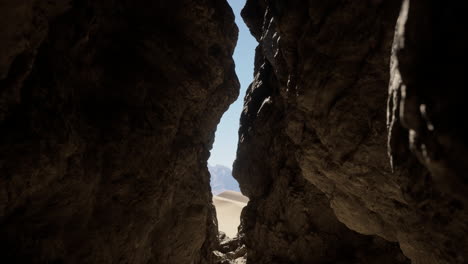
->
xmin=208 ymin=0 xmax=257 ymax=169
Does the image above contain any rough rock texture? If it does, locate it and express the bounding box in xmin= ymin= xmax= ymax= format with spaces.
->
xmin=0 ymin=0 xmax=238 ymax=263
xmin=387 ymin=1 xmax=468 ymax=262
xmin=214 ymin=232 xmax=247 ymax=264
xmin=235 ymin=0 xmax=467 ymax=264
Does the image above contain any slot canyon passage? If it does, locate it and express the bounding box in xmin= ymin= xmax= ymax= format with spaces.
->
xmin=0 ymin=0 xmax=467 ymax=264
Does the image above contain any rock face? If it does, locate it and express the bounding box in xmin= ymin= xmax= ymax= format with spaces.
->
xmin=2 ymin=0 xmax=467 ymax=263
xmin=387 ymin=1 xmax=468 ymax=262
xmin=0 ymin=0 xmax=238 ymax=263
xmin=214 ymin=232 xmax=247 ymax=264
xmin=234 ymin=0 xmax=467 ymax=264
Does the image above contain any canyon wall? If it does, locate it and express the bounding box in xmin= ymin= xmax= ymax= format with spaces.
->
xmin=2 ymin=0 xmax=467 ymax=263
xmin=0 ymin=0 xmax=238 ymax=263
xmin=234 ymin=0 xmax=467 ymax=264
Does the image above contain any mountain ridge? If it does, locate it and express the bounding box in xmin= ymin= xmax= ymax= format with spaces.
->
xmin=208 ymin=164 xmax=240 ymax=195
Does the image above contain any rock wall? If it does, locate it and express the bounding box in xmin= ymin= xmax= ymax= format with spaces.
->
xmin=2 ymin=0 xmax=467 ymax=263
xmin=0 ymin=0 xmax=239 ymax=263
xmin=234 ymin=0 xmax=467 ymax=264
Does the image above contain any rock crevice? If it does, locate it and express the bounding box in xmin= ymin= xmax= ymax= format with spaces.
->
xmin=1 ymin=0 xmax=468 ymax=263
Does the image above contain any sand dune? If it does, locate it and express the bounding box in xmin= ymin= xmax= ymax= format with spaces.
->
xmin=217 ymin=190 xmax=249 ymax=203
xmin=213 ymin=191 xmax=249 ymax=238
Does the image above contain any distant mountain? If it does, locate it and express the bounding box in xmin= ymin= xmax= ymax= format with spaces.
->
xmin=208 ymin=164 xmax=240 ymax=195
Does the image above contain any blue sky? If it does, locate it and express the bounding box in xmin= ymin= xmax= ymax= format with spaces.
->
xmin=208 ymin=0 xmax=257 ymax=168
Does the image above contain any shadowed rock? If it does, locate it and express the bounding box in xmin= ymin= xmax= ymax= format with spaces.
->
xmin=0 ymin=0 xmax=239 ymax=263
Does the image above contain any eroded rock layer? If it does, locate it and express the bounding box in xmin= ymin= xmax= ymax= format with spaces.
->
xmin=234 ymin=0 xmax=467 ymax=264
xmin=0 ymin=0 xmax=239 ymax=263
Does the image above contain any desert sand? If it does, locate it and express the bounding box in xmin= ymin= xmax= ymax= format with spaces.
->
xmin=213 ymin=191 xmax=249 ymax=238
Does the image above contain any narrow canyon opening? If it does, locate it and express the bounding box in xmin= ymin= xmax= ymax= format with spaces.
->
xmin=208 ymin=0 xmax=256 ymax=239
xmin=1 ymin=1 xmax=467 ymax=264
